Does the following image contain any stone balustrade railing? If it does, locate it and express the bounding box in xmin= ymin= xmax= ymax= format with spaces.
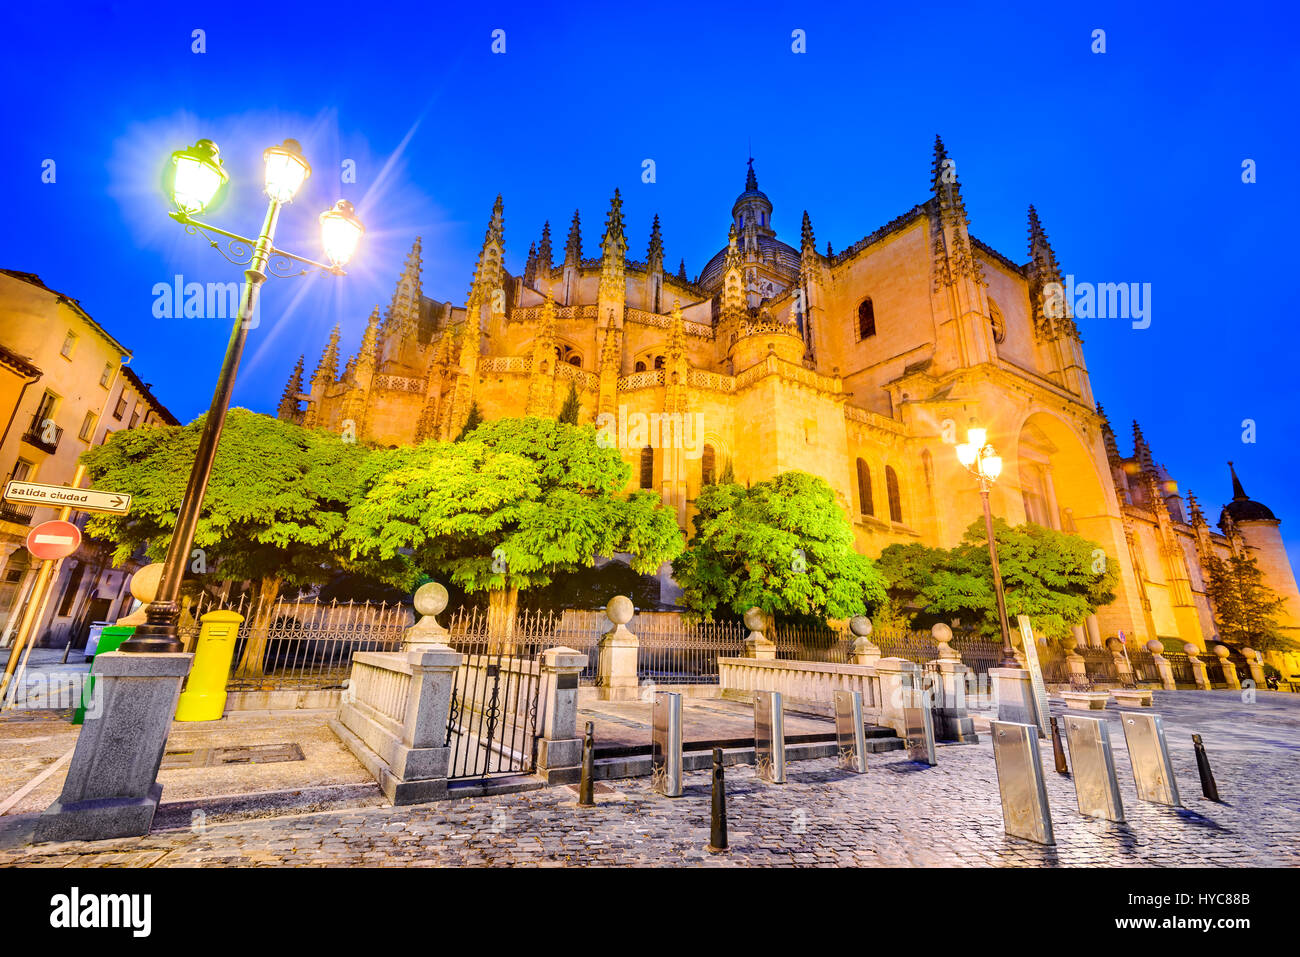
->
xmin=718 ymin=656 xmax=883 ymax=722
xmin=348 ymin=653 xmax=415 ymax=730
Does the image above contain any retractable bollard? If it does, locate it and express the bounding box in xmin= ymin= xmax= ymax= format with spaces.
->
xmin=833 ymin=689 xmax=868 ymax=773
xmin=72 ymin=625 xmax=134 ymax=725
xmin=991 ymin=720 xmax=1055 ymax=845
xmin=1063 ymin=714 xmax=1125 ymax=822
xmin=708 ymin=747 xmax=727 ymax=852
xmin=577 ymin=721 xmax=596 ymax=807
xmin=651 ymin=692 xmax=683 ymax=797
xmin=754 ymin=690 xmax=786 ymax=783
xmin=1192 ymin=733 xmax=1220 ymax=802
xmin=1050 ymin=716 xmax=1070 ymax=775
xmin=902 ymin=680 xmax=937 ymax=766
xmin=1120 ymin=711 xmax=1181 ymax=807
xmin=175 ymin=610 xmax=245 ymax=721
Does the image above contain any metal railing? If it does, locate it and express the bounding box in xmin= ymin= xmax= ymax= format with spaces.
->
xmin=0 ymin=501 xmax=36 ymax=526
xmin=773 ymin=622 xmax=853 ymax=664
xmin=637 ymin=613 xmax=746 ymax=684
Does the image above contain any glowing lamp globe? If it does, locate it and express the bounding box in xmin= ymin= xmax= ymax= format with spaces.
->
xmin=982 ymin=454 xmax=1003 ymax=481
xmin=169 ymin=139 xmax=228 ymax=215
xmin=955 ymin=443 xmax=977 ymax=468
xmin=263 ymin=139 xmax=311 ymax=203
xmin=319 ymin=200 xmax=364 ymax=267
xmin=966 ymin=427 xmax=987 ymax=449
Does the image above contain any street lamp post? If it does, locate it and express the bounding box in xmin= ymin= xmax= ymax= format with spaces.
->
xmin=121 ymin=139 xmax=364 ymax=653
xmin=954 ymin=426 xmax=1018 ymax=669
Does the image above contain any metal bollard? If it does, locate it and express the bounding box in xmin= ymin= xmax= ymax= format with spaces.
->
xmin=578 ymin=721 xmax=595 ymax=807
xmin=708 ymin=747 xmax=727 ymax=852
xmin=1050 ymin=716 xmax=1069 ymax=775
xmin=1192 ymin=733 xmax=1220 ymax=802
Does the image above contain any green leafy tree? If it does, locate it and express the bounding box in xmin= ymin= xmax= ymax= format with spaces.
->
xmin=877 ymin=519 xmax=1118 ymax=641
xmin=79 ymin=409 xmax=396 ymax=674
xmin=558 ymin=381 xmax=581 ymax=425
xmin=344 ymin=417 xmax=684 ymax=640
xmin=672 ymin=470 xmax=886 ymax=623
xmin=1204 ymin=552 xmax=1290 ymax=652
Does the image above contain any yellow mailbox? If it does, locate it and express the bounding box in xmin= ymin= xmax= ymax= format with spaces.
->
xmin=175 ymin=610 xmax=244 ymax=721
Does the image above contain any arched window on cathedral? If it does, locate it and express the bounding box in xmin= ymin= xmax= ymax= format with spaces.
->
xmin=640 ymin=447 xmax=654 ymax=490
xmin=701 ymin=445 xmax=716 ymax=486
xmin=634 ymin=360 xmax=647 ymax=373
xmin=857 ymin=298 xmax=876 ymax=341
xmin=653 ymin=355 xmax=665 ymax=370
xmin=856 ymin=458 xmax=874 ymax=517
xmin=988 ymin=298 xmax=1006 ymax=344
xmin=554 ymin=344 xmax=583 ymax=367
xmin=885 ymin=466 xmax=903 ymax=523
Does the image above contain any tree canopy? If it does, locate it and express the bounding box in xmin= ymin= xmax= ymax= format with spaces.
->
xmin=1204 ymin=551 xmax=1291 ymax=652
xmin=876 ymin=518 xmax=1118 ymax=640
xmin=343 ymin=417 xmax=684 ymax=602
xmin=672 ymin=470 xmax=886 ymax=622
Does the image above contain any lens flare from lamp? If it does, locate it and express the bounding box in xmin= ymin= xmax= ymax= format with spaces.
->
xmin=955 ymin=443 xmax=977 ymax=468
xmin=169 ymin=139 xmax=228 ymax=215
xmin=320 ymin=200 xmax=364 ymax=267
xmin=966 ymin=427 xmax=987 ymax=449
xmin=982 ymin=455 xmax=1003 ymax=481
xmin=264 ymin=139 xmax=312 ymax=203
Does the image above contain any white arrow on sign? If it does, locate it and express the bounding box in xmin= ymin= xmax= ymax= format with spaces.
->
xmin=2 ymin=480 xmax=132 ymax=516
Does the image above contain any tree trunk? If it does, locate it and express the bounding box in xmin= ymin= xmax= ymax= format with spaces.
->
xmin=486 ymin=586 xmax=519 ymax=655
xmin=235 ymin=575 xmax=283 ymax=680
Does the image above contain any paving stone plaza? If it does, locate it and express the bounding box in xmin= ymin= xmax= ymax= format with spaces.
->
xmin=1 ymin=689 xmax=1295 ymax=868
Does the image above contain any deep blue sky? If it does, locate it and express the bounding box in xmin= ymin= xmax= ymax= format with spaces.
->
xmin=3 ymin=2 xmax=1298 ymax=566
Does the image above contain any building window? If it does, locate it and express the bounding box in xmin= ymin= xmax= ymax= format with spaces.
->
xmin=634 ymin=361 xmax=647 ymax=373
xmin=989 ymin=299 xmax=1006 ymax=344
xmin=639 ymin=447 xmax=654 ymax=489
xmin=99 ymin=363 xmax=113 ymax=387
xmin=129 ymin=409 xmax=140 ymax=429
xmin=857 ymin=299 xmax=876 ymax=340
xmin=60 ymin=331 xmax=77 ymax=358
xmin=57 ymin=563 xmax=86 ymax=617
xmin=79 ymin=411 xmax=95 ymax=441
xmin=885 ymin=465 xmax=903 ymax=523
xmin=652 ymin=355 xmax=665 ymax=370
xmin=856 ymin=459 xmax=874 ymax=516
xmin=11 ymin=460 xmax=33 ymax=482
xmin=701 ymin=445 xmax=716 ymax=486
xmin=113 ymin=395 xmax=128 ymax=419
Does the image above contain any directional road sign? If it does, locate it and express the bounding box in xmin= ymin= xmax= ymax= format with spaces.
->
xmin=3 ymin=480 xmax=131 ymax=516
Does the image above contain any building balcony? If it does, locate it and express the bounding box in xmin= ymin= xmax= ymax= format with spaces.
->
xmin=20 ymin=416 xmax=63 ymax=454
xmin=0 ymin=501 xmax=37 ymax=526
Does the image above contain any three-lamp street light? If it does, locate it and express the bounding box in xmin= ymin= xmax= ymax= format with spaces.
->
xmin=120 ymin=138 xmax=363 ymax=653
xmin=954 ymin=425 xmax=1018 ymax=669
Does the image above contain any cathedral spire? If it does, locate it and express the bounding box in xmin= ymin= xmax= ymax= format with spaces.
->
xmin=800 ymin=210 xmax=815 ymax=253
xmin=563 ymin=209 xmax=582 ymax=266
xmin=1096 ymin=403 xmax=1121 ymax=465
xmin=1187 ymin=489 xmax=1206 ymax=527
xmin=1132 ymin=420 xmax=1156 ymax=476
xmin=930 ymin=135 xmax=964 ymax=212
xmin=745 ymin=156 xmax=758 ymax=192
xmin=313 ymin=325 xmax=341 ymax=384
xmin=484 ymin=194 xmax=504 ymax=247
xmin=677 ymin=258 xmax=687 ymax=282
xmin=357 ymin=307 xmax=380 ymax=368
xmin=601 ymin=189 xmax=626 ymax=254
xmin=277 ymin=355 xmax=304 ymax=420
xmin=523 ymin=241 xmax=538 ymax=286
xmin=383 ymin=237 xmax=424 ymax=343
xmin=469 ymin=196 xmax=506 ymax=305
xmin=1228 ymin=460 xmax=1249 ymax=501
xmin=667 ymin=299 xmax=686 ymax=356
xmin=1027 ymin=205 xmax=1062 ymax=285
xmin=647 ymin=214 xmax=664 ymax=272
xmin=537 ymin=221 xmax=553 ymax=273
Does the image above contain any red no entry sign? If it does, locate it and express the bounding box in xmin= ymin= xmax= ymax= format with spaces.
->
xmin=26 ymin=520 xmax=81 ymax=560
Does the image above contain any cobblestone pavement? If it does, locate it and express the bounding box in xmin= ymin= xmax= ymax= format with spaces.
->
xmin=0 ymin=690 xmax=1296 ymax=867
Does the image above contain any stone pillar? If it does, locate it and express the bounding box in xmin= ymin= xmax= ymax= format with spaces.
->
xmin=1108 ymin=636 xmax=1134 ymax=684
xmin=1184 ymin=642 xmax=1211 ymax=690
xmin=33 ymin=650 xmax=193 ymax=843
xmin=404 ymin=581 xmax=450 ymax=651
xmin=597 ymin=595 xmax=638 ymax=701
xmin=873 ymin=656 xmax=921 ymax=737
xmin=1147 ymin=639 xmax=1176 ymax=690
xmin=1061 ymin=635 xmax=1088 ymax=687
xmin=1085 ymin=613 xmax=1103 ymax=648
xmin=849 ymin=616 xmax=880 ymax=665
xmin=989 ymin=666 xmax=1037 ymax=728
xmin=536 ymin=645 xmax=588 ymax=784
xmin=1242 ymin=647 xmax=1266 ymax=687
xmin=1212 ymin=644 xmax=1240 ymax=690
xmin=928 ymin=625 xmax=977 ymax=742
xmin=743 ymin=607 xmax=775 ymax=660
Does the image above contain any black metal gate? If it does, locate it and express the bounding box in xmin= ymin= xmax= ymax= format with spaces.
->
xmin=445 ymin=647 xmax=543 ymax=780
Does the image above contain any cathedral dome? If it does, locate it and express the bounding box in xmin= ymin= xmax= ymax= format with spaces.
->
xmin=697 ymin=158 xmax=801 ymax=292
xmin=698 ymin=235 xmax=801 ymax=290
xmin=1220 ymin=461 xmax=1278 ymax=524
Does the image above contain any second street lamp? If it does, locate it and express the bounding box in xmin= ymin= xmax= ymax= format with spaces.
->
xmin=121 ymin=138 xmax=364 ymax=653
xmin=954 ymin=425 xmax=1018 ymax=669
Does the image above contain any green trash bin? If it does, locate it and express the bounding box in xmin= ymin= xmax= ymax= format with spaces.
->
xmin=72 ymin=625 xmax=135 ymax=725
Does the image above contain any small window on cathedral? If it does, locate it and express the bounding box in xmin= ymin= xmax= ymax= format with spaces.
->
xmin=989 ymin=299 xmax=1006 ymax=344
xmin=701 ymin=445 xmax=716 ymax=486
xmin=640 ymin=447 xmax=654 ymax=489
xmin=885 ymin=466 xmax=903 ymax=523
xmin=857 ymin=299 xmax=876 ymax=341
xmin=653 ymin=355 xmax=665 ymax=370
xmin=567 ymin=354 xmax=581 ymax=366
xmin=856 ymin=458 xmax=873 ymax=517
xmin=634 ymin=361 xmax=647 ymax=373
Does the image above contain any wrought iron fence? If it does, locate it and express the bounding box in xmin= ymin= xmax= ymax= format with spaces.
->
xmin=1162 ymin=651 xmax=1197 ymax=687
xmin=176 ymin=594 xmax=414 ymax=691
xmin=636 ymin=613 xmax=746 ymax=684
xmin=773 ymin=622 xmax=852 ymax=664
